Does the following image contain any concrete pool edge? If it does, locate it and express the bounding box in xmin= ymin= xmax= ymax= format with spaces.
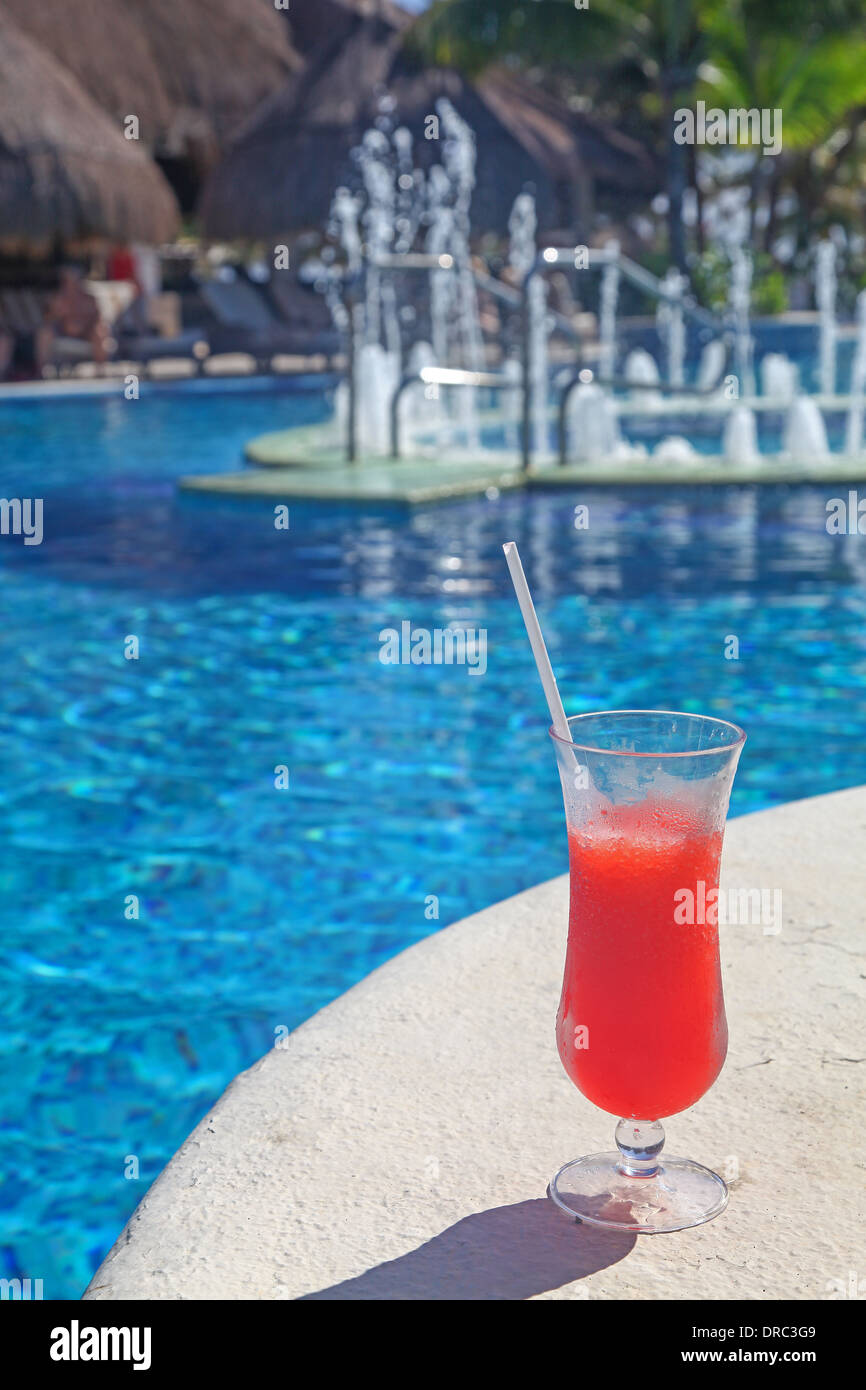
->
xmin=0 ymin=371 xmax=336 ymax=402
xmin=83 ymin=785 xmax=866 ymax=1301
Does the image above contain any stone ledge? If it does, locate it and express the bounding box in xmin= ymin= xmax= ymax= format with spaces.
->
xmin=84 ymin=786 xmax=866 ymax=1301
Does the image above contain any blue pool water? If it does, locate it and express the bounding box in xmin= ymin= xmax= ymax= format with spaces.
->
xmin=2 ymin=379 xmax=866 ymax=1298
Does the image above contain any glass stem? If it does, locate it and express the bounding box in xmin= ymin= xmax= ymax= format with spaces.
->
xmin=615 ymin=1118 xmax=665 ymax=1177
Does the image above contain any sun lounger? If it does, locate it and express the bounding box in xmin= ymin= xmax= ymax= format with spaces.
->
xmin=266 ymin=273 xmax=336 ymax=337
xmin=198 ymin=278 xmax=278 ymax=333
xmin=196 ymin=276 xmax=340 ymax=364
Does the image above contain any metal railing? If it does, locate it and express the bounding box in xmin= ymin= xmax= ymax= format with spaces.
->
xmin=533 ymin=245 xmax=721 ymax=332
xmin=343 ymin=254 xmax=459 ymax=464
xmin=556 ymin=363 xmax=731 ymax=469
xmin=391 ymin=366 xmax=514 ymax=460
xmin=521 ymin=246 xmax=728 ymax=471
xmin=340 ymin=245 xmax=729 ymax=468
xmin=343 ymin=251 xmax=587 ymax=462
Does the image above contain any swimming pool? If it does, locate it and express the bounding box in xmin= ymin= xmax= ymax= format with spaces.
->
xmin=2 ymin=378 xmax=865 ymax=1297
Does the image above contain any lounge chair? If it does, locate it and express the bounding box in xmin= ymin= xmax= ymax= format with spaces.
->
xmin=105 ymin=283 xmax=210 ymax=371
xmin=266 ymin=273 xmax=338 ymax=342
xmin=196 ymin=275 xmax=340 ymax=365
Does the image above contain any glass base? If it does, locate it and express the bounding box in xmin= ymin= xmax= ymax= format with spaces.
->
xmin=549 ymin=1152 xmax=729 ymax=1233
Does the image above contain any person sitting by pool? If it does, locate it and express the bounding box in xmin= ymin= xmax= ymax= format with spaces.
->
xmin=37 ymin=267 xmax=109 ymax=371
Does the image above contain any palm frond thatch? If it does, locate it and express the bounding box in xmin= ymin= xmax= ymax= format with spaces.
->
xmin=0 ymin=11 xmax=180 ymax=249
xmin=200 ymin=6 xmax=658 ymax=240
xmin=1 ymin=0 xmax=301 ymax=162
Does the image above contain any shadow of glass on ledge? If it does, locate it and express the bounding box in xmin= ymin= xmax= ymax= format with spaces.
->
xmin=299 ymin=1197 xmax=636 ymax=1301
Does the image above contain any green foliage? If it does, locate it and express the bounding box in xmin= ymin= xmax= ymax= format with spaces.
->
xmin=687 ymin=248 xmax=730 ymax=312
xmin=690 ymin=249 xmax=789 ymax=314
xmin=414 ymin=0 xmax=866 ymax=112
xmin=411 ymin=0 xmax=866 ymax=285
xmin=752 ymin=267 xmax=788 ymax=316
xmin=408 ymin=0 xmax=584 ymax=74
xmin=699 ymin=7 xmax=866 ymax=152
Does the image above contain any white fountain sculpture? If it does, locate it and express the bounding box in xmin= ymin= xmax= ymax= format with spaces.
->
xmin=357 ymin=128 xmax=399 ymax=358
xmin=347 ymin=127 xmax=406 ymax=454
xmin=425 ymin=163 xmax=455 ymax=369
xmin=357 ymin=342 xmax=401 ymax=456
xmin=424 ymin=123 xmax=481 ymax=451
xmin=656 ymin=268 xmax=686 ymax=389
xmin=845 ymin=290 xmax=866 ymax=456
xmin=566 ymin=382 xmax=642 ymax=463
xmin=327 ymin=100 xmax=494 ymax=457
xmin=697 ymin=339 xmax=727 ymax=392
xmin=815 ymin=240 xmax=837 ymax=397
xmin=333 ymin=337 xmax=400 ymax=456
xmin=598 ymin=241 xmax=620 ymax=382
xmin=438 ymin=99 xmax=484 ymax=451
xmin=784 ymin=396 xmax=830 ymax=462
xmin=509 ymin=192 xmax=549 ymax=457
xmin=328 ymin=186 xmax=362 ymax=447
xmin=325 ymin=186 xmax=363 ymax=336
xmin=653 ymin=436 xmax=699 ymax=462
xmin=729 ymin=248 xmax=755 ymax=396
xmin=624 ymin=348 xmax=663 ymax=405
xmin=392 ymin=125 xmax=421 ymax=255
xmin=330 ymin=186 xmax=363 ymax=274
xmin=405 ymin=340 xmax=444 ymax=446
xmin=761 ymin=353 xmax=799 ymax=402
xmin=723 ymin=405 xmax=760 ymax=463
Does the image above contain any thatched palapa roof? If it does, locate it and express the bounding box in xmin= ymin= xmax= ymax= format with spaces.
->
xmin=0 ymin=0 xmax=301 ymax=166
xmin=0 ymin=11 xmax=180 ymax=250
xmin=201 ymin=2 xmax=658 ymax=240
xmin=285 ymin=0 xmax=412 ymax=57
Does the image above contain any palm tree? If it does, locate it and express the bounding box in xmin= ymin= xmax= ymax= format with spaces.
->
xmin=410 ymin=0 xmax=866 ymax=268
xmin=699 ymin=3 xmax=866 ymax=256
xmin=412 ymin=0 xmax=715 ymax=268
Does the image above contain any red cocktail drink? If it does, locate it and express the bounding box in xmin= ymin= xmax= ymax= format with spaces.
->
xmin=557 ymin=803 xmax=727 ymax=1120
xmin=548 ymin=710 xmax=745 ymax=1233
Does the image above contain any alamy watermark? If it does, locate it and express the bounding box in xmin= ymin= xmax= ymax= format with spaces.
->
xmin=0 ymin=497 xmax=43 ymax=545
xmin=1 ymin=1277 xmax=43 ymax=1299
xmin=50 ymin=1322 xmax=151 ymax=1370
xmin=674 ymin=101 xmax=782 ymax=157
xmin=826 ymin=491 xmax=866 ymax=534
xmin=379 ymin=621 xmax=487 ymax=675
xmin=823 ymin=1270 xmax=865 ymax=1299
xmin=674 ymin=881 xmax=783 ymax=935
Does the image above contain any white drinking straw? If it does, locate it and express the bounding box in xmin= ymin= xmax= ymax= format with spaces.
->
xmin=502 ymin=541 xmax=571 ymax=742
